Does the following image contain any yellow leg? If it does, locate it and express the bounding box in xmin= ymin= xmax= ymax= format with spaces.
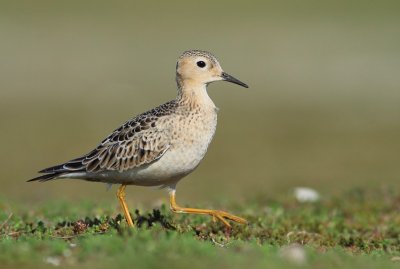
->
xmin=169 ymin=190 xmax=247 ymax=228
xmin=116 ymin=184 xmax=134 ymax=227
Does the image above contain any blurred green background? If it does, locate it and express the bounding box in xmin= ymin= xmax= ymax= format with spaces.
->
xmin=1 ymin=0 xmax=399 ymax=207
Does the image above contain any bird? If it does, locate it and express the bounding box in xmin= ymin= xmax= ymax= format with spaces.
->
xmin=29 ymin=50 xmax=249 ymax=228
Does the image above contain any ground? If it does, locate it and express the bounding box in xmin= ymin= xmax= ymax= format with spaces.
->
xmin=1 ymin=188 xmax=399 ymax=269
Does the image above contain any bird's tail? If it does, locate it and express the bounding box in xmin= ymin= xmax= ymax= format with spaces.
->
xmin=28 ymin=157 xmax=86 ymax=182
xmin=27 ymin=171 xmax=66 ymax=182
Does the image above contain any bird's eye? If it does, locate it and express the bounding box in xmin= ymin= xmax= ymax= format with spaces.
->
xmin=196 ymin=61 xmax=206 ymax=68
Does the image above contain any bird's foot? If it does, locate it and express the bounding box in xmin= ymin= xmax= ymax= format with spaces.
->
xmin=209 ymin=210 xmax=247 ymax=228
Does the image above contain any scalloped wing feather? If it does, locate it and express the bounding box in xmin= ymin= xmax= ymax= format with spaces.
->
xmin=82 ymin=129 xmax=170 ymax=173
xmin=30 ymin=100 xmax=177 ymax=181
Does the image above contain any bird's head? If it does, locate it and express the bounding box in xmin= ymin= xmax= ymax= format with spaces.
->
xmin=176 ymin=50 xmax=248 ymax=89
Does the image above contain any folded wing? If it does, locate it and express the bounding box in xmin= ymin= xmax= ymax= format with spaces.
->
xmin=29 ymin=113 xmax=171 ymax=182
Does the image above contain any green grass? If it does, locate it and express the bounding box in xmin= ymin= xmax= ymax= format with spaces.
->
xmin=1 ymin=188 xmax=399 ymax=269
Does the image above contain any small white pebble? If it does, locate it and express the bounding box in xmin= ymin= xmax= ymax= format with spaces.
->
xmin=44 ymin=256 xmax=61 ymax=267
xmin=294 ymin=187 xmax=320 ymax=202
xmin=279 ymin=244 xmax=307 ymax=265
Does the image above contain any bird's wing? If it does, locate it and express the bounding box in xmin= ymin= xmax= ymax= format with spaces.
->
xmin=29 ymin=100 xmax=179 ymax=182
xmin=36 ymin=117 xmax=173 ymax=179
xmin=70 ymin=116 xmax=171 ymax=173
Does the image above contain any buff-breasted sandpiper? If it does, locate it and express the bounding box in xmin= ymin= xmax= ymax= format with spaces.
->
xmin=29 ymin=50 xmax=249 ymax=228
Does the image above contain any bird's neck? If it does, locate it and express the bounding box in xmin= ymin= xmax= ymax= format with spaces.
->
xmin=176 ymin=81 xmax=216 ymax=110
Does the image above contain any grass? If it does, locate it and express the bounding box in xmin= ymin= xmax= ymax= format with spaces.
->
xmin=1 ymin=188 xmax=399 ymax=269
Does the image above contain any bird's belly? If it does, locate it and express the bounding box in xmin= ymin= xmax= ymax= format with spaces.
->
xmin=98 ymin=143 xmax=208 ymax=186
xmin=136 ymin=147 xmax=205 ymax=182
